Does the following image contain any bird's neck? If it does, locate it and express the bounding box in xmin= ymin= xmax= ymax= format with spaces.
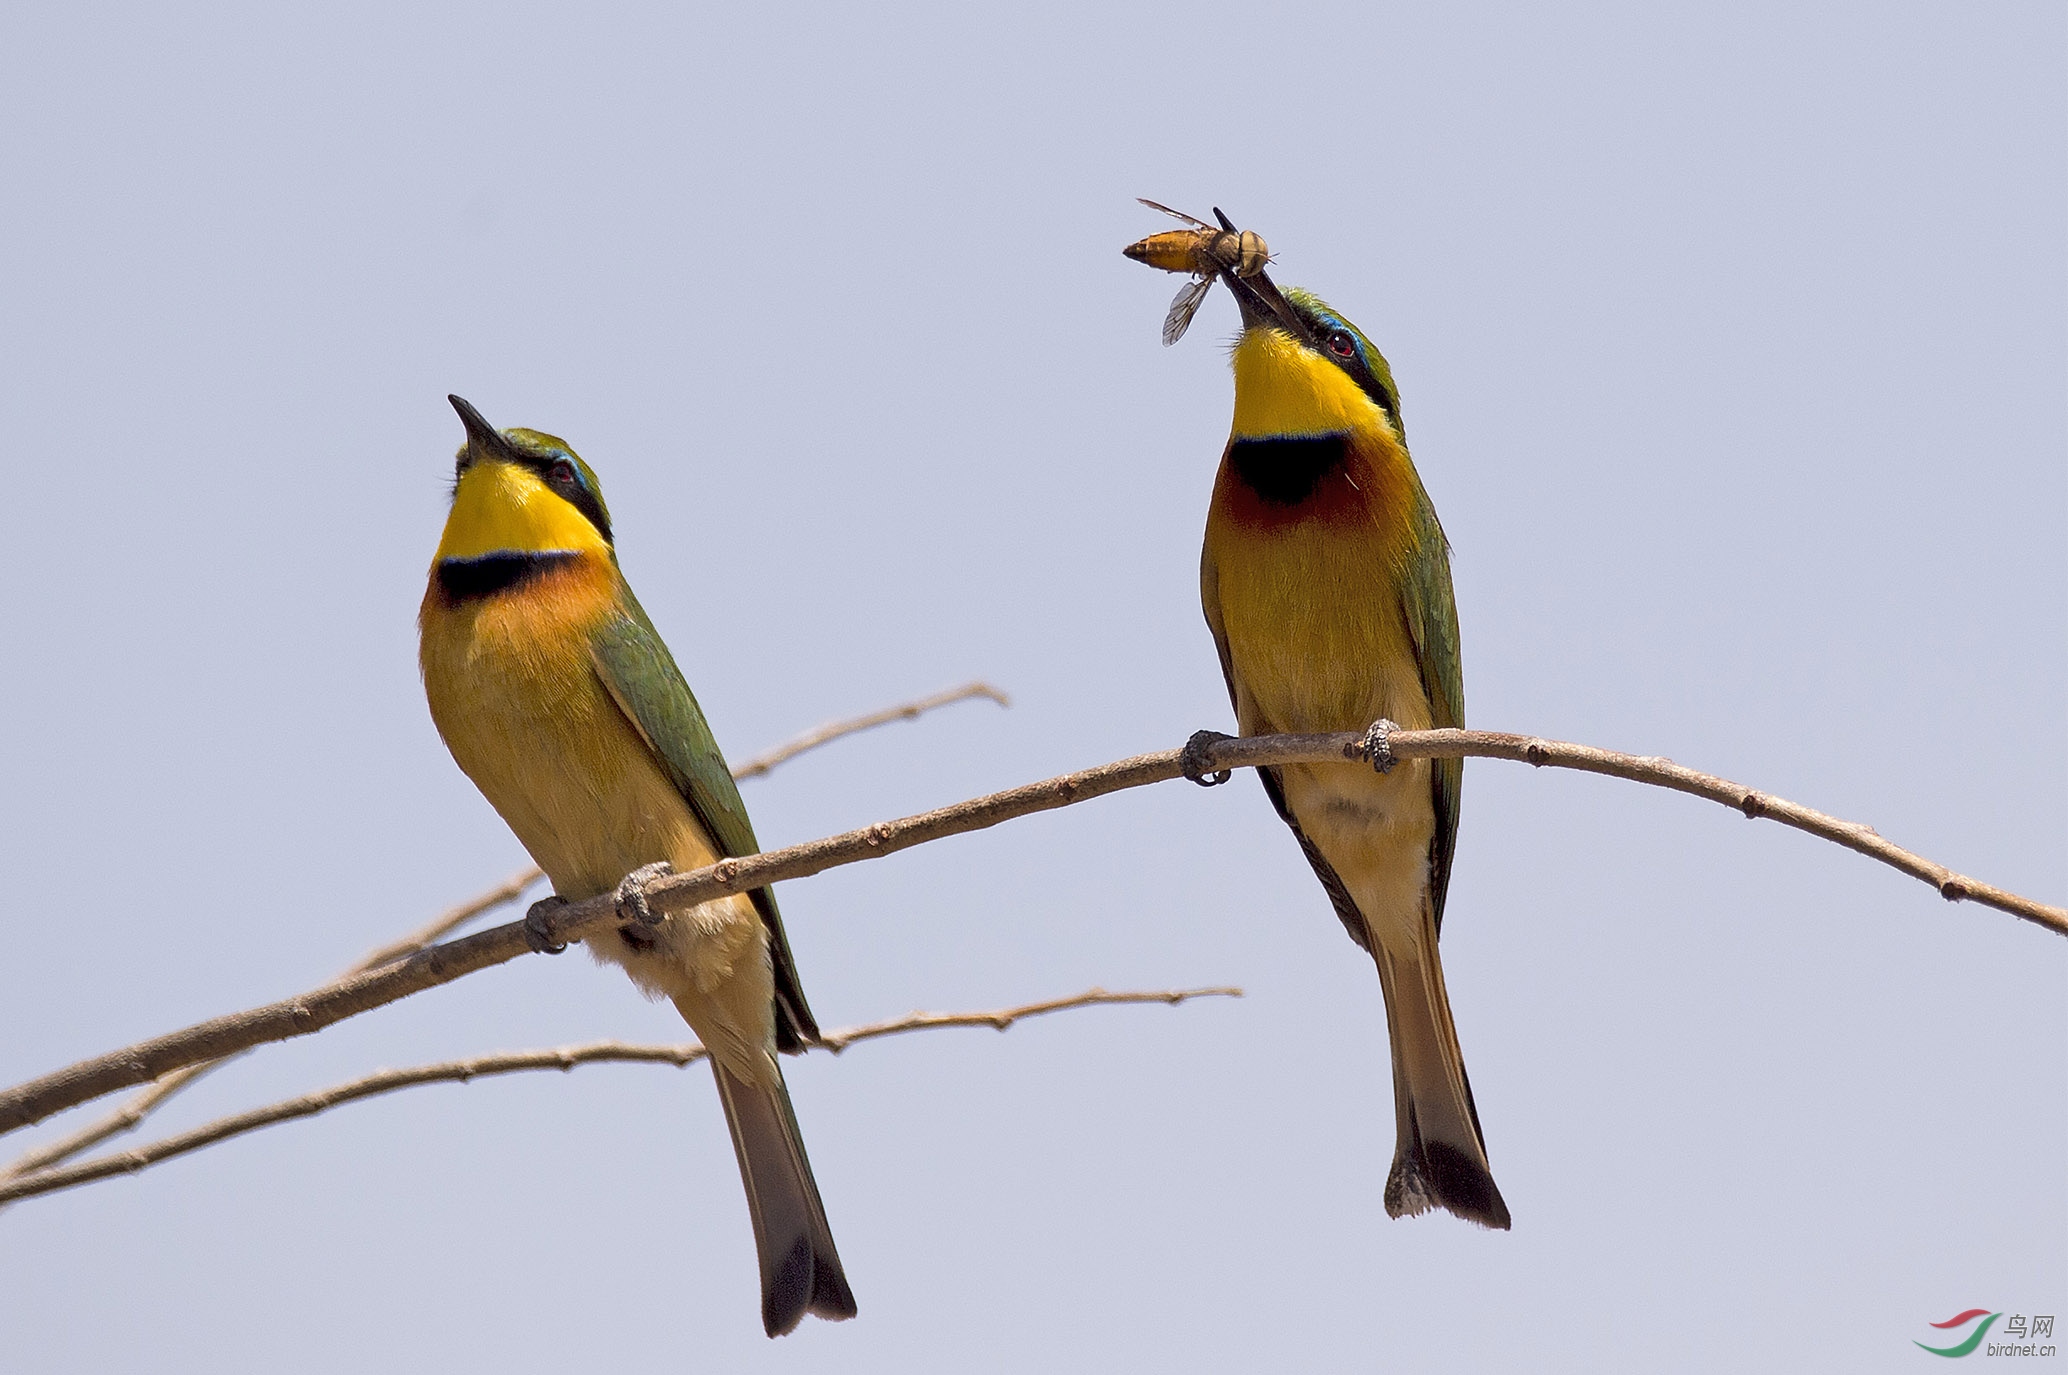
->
xmin=1221 ymin=330 xmax=1419 ymax=531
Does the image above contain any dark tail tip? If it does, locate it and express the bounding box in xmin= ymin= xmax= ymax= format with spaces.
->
xmin=811 ymin=1248 xmax=858 ymax=1321
xmin=1386 ymin=1139 xmax=1512 ymax=1231
xmin=762 ymin=1234 xmax=858 ymax=1338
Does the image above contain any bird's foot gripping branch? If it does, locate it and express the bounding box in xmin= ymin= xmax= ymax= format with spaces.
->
xmin=1180 ymin=729 xmax=1236 ymax=786
xmin=523 ymin=896 xmax=570 ymax=955
xmin=1362 ymin=719 xmax=1399 ymax=775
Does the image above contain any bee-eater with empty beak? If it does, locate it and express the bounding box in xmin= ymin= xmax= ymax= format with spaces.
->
xmin=1190 ymin=272 xmax=1509 ymax=1229
xmin=418 ymin=396 xmax=857 ymax=1334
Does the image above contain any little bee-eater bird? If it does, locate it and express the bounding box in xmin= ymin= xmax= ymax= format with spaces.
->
xmin=418 ymin=396 xmax=857 ymax=1335
xmin=1183 ymin=261 xmax=1510 ymax=1229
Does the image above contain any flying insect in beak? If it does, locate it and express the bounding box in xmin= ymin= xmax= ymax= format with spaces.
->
xmin=1124 ymin=199 xmax=1273 ymax=345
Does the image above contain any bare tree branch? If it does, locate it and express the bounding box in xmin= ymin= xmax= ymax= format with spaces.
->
xmin=4 ymin=725 xmax=2059 ymax=1140
xmin=0 ymin=1063 xmax=224 ymax=1185
xmin=357 ymin=865 xmax=545 ymax=971
xmin=0 ymin=864 xmax=548 ymax=1186
xmin=730 ymin=680 xmax=1010 ymax=780
xmin=1 ymin=681 xmax=1005 ymax=1180
xmin=0 ymin=987 xmax=1239 ymax=1207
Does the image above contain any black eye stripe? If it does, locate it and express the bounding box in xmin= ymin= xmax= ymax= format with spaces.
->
xmin=1289 ymin=297 xmax=1404 ymax=433
xmin=522 ymin=452 xmax=612 ymax=544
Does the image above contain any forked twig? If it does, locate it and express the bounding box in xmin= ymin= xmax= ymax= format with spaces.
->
xmin=0 ymin=680 xmax=1010 ymax=1181
xmin=0 ymin=865 xmax=545 ymax=1184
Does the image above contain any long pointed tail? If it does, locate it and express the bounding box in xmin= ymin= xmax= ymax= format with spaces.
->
xmin=1371 ymin=923 xmax=1511 ymax=1230
xmin=710 ymin=1061 xmax=858 ymax=1336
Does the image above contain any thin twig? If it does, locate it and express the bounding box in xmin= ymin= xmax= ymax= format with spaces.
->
xmin=0 ymin=866 xmax=546 ymax=1184
xmin=3 ymin=726 xmax=2058 ymax=1139
xmin=814 ymin=985 xmax=1239 ymax=1049
xmin=0 ymin=987 xmax=1239 ymax=1206
xmin=731 ymin=681 xmax=1010 ymax=780
xmin=1 ymin=682 xmax=1005 ymax=1180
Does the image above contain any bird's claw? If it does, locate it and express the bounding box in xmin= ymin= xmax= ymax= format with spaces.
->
xmin=1181 ymin=729 xmax=1234 ymax=787
xmin=615 ymin=861 xmax=674 ymax=927
xmin=1363 ymin=719 xmax=1399 ymax=775
xmin=523 ymin=896 xmax=570 ymax=955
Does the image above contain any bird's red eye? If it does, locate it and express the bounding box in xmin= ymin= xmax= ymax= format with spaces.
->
xmin=549 ymin=459 xmax=576 ymax=484
xmin=1327 ymin=329 xmax=1356 ymax=359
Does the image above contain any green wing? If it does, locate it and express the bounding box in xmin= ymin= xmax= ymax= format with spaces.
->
xmin=1401 ymin=489 xmax=1465 ymax=934
xmin=590 ymin=582 xmax=820 ymax=1049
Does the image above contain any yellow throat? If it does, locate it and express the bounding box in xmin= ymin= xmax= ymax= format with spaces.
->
xmin=434 ymin=460 xmax=611 ymax=562
xmin=1230 ymin=327 xmax=1395 ymax=441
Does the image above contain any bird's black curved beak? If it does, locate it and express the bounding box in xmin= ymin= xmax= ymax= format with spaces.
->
xmin=448 ymin=394 xmax=516 ymax=472
xmin=1207 ymin=207 xmax=1320 ymax=350
xmin=1224 ymin=263 xmax=1318 ymax=350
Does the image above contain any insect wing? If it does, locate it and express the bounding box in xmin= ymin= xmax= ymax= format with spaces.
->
xmin=1162 ymin=275 xmax=1213 ymax=346
xmin=1138 ymin=198 xmax=1214 ymax=231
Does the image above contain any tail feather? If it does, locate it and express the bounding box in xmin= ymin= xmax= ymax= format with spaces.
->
xmin=1371 ymin=924 xmax=1510 ymax=1230
xmin=711 ymin=1062 xmax=857 ymax=1337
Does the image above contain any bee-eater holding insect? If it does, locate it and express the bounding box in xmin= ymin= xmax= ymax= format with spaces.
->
xmin=418 ymin=397 xmax=857 ymax=1334
xmin=1129 ymin=208 xmax=1510 ymax=1228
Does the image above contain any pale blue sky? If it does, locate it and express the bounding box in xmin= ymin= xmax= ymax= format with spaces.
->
xmin=0 ymin=3 xmax=2061 ymax=1370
